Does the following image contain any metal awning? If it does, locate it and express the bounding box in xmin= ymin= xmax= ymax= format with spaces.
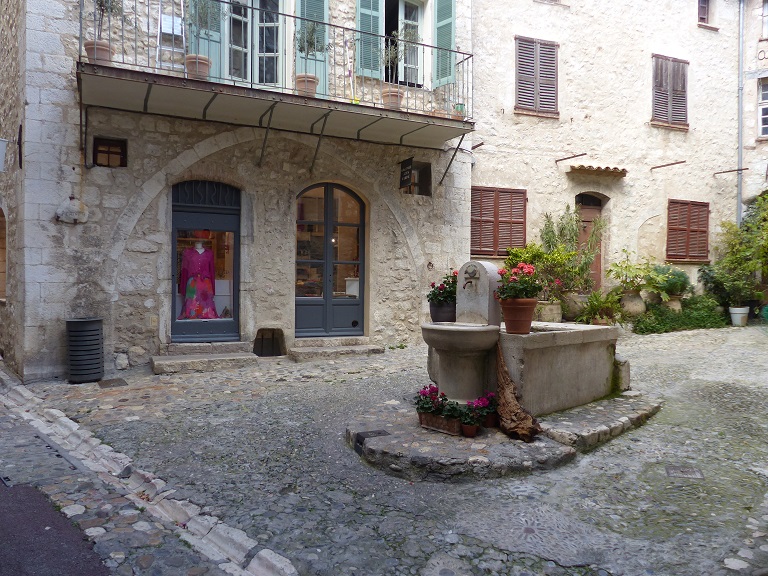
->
xmin=568 ymin=165 xmax=628 ymax=177
xmin=77 ymin=64 xmax=473 ymax=150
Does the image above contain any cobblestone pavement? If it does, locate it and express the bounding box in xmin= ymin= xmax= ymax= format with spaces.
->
xmin=2 ymin=326 xmax=768 ymax=576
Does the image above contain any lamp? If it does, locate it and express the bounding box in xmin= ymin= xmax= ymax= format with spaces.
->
xmin=0 ymin=138 xmax=7 ymax=173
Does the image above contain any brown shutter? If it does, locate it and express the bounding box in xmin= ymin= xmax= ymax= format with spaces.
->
xmin=471 ymin=187 xmax=526 ymax=256
xmin=698 ymin=0 xmax=709 ymax=23
xmin=538 ymin=41 xmax=558 ymax=113
xmin=666 ymin=199 xmax=709 ymax=261
xmin=653 ymin=55 xmax=670 ymax=123
xmin=516 ymin=37 xmax=536 ymax=111
xmin=670 ymin=60 xmax=688 ymax=124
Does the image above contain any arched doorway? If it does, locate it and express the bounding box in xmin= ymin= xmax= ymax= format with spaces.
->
xmin=295 ymin=184 xmax=364 ymax=336
xmin=576 ymin=193 xmax=605 ymax=290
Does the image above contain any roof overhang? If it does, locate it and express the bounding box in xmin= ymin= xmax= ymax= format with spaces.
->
xmin=568 ymin=165 xmax=628 ymax=177
xmin=77 ymin=64 xmax=473 ymax=150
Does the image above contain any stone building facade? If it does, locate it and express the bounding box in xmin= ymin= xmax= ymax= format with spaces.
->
xmin=0 ymin=0 xmax=473 ymax=381
xmin=469 ymin=0 xmax=741 ymax=286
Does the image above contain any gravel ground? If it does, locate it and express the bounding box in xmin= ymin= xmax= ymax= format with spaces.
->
xmin=27 ymin=325 xmax=768 ymax=576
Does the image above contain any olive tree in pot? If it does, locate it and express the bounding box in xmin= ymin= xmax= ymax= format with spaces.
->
xmin=185 ymin=0 xmax=222 ymax=80
xmin=84 ymin=0 xmax=124 ymax=63
xmin=295 ymin=21 xmax=331 ymax=97
xmin=379 ymin=28 xmax=420 ymax=109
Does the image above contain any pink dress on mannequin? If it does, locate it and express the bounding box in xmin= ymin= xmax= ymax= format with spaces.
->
xmin=178 ymin=246 xmax=219 ymax=319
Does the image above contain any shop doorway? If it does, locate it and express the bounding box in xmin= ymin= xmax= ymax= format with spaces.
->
xmin=295 ymin=184 xmax=364 ymax=336
xmin=171 ymin=181 xmax=241 ymax=342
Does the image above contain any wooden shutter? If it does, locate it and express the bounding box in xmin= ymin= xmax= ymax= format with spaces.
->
xmin=538 ymin=41 xmax=558 ymax=113
xmin=434 ymin=0 xmax=455 ymax=87
xmin=515 ymin=37 xmax=536 ymax=111
xmin=653 ymin=55 xmax=688 ymax=126
xmin=667 ymin=200 xmax=709 ymax=261
xmin=471 ymin=187 xmax=526 ymax=256
xmin=357 ymin=0 xmax=382 ymax=79
xmin=698 ymin=0 xmax=709 ymax=23
xmin=516 ymin=37 xmax=558 ymax=114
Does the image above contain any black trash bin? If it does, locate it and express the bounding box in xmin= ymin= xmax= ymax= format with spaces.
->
xmin=66 ymin=317 xmax=104 ymax=384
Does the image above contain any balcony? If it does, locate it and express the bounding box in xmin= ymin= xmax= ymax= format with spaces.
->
xmin=77 ymin=0 xmax=473 ymax=150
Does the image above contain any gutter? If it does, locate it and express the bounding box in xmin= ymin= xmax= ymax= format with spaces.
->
xmin=738 ymin=0 xmax=745 ymax=225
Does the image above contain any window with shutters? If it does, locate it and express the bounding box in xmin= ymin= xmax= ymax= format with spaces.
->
xmin=515 ymin=36 xmax=558 ymax=117
xmin=759 ymin=79 xmax=768 ymax=138
xmin=698 ymin=0 xmax=709 ymax=23
xmin=652 ymin=55 xmax=688 ymax=129
xmin=666 ymin=200 xmax=709 ymax=262
xmin=470 ymin=187 xmax=526 ymax=256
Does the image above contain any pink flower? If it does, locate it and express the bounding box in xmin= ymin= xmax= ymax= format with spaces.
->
xmin=430 ymin=282 xmax=436 ymax=288
xmin=453 ymin=269 xmax=459 ymax=276
xmin=438 ymin=284 xmax=446 ymax=291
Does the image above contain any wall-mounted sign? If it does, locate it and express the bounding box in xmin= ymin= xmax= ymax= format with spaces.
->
xmin=399 ymin=157 xmax=413 ymax=189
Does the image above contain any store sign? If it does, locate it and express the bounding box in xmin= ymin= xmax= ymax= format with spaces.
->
xmin=399 ymin=157 xmax=413 ymax=189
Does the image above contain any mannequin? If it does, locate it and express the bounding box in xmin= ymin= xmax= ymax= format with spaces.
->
xmin=178 ymin=237 xmax=219 ymax=320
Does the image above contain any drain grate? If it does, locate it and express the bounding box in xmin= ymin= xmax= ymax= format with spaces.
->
xmin=354 ymin=430 xmax=391 ymax=455
xmin=665 ymin=465 xmax=704 ymax=479
xmin=1 ymin=475 xmax=12 ymax=488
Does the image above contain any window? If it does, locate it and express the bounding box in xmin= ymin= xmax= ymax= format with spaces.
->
xmin=652 ymin=55 xmax=688 ymax=128
xmin=760 ymin=79 xmax=768 ymax=137
xmin=698 ymin=0 xmax=709 ymax=23
xmin=515 ymin=36 xmax=558 ymax=116
xmin=93 ymin=138 xmax=127 ymax=167
xmin=471 ymin=187 xmax=526 ymax=256
xmin=225 ymin=0 xmax=281 ymax=85
xmin=402 ymin=162 xmax=432 ymax=196
xmin=666 ymin=200 xmax=709 ymax=261
xmin=764 ymin=0 xmax=768 ymax=38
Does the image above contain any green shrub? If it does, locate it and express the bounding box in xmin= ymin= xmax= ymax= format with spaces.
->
xmin=632 ymin=295 xmax=727 ymax=334
xmin=650 ymin=265 xmax=691 ymax=297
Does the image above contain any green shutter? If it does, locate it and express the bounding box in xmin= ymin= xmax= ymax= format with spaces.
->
xmin=298 ymin=0 xmax=328 ymax=93
xmin=357 ymin=0 xmax=383 ymax=79
xmin=433 ymin=0 xmax=454 ymax=87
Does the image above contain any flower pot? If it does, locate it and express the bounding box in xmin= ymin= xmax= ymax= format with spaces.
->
xmin=461 ymin=423 xmax=479 ymax=438
xmin=620 ymin=290 xmax=646 ymax=316
xmin=83 ymin=39 xmax=114 ymax=63
xmin=728 ymin=306 xmax=749 ymax=327
xmin=499 ymin=298 xmax=538 ymax=334
xmin=562 ymin=291 xmax=587 ymax=321
xmin=429 ymin=302 xmax=456 ymax=323
xmin=534 ymin=300 xmax=562 ymax=323
xmin=482 ymin=411 xmax=499 ymax=428
xmin=418 ymin=412 xmax=461 ymax=436
xmin=185 ymin=54 xmax=211 ymax=80
xmin=295 ymin=73 xmax=319 ymax=97
xmin=381 ymin=84 xmax=403 ymax=109
xmin=664 ymin=294 xmax=683 ymax=313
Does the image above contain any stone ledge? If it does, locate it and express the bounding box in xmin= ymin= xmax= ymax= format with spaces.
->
xmin=290 ymin=336 xmax=371 ymax=348
xmin=150 ymin=353 xmax=259 ymax=375
xmin=288 ymin=344 xmax=384 ymax=362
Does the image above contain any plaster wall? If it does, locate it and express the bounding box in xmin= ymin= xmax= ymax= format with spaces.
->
xmin=471 ymin=0 xmax=740 ymax=285
xmin=0 ymin=0 xmax=26 ymax=368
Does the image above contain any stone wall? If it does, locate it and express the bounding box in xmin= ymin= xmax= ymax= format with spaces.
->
xmin=0 ymin=0 xmax=25 ymax=366
xmin=471 ymin=0 xmax=740 ymax=285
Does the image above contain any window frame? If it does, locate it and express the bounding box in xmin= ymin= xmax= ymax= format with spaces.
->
xmin=759 ymin=78 xmax=768 ymax=138
xmin=666 ymin=199 xmax=710 ymax=262
xmin=651 ymin=54 xmax=689 ymax=130
xmin=514 ymin=36 xmax=559 ymax=117
xmin=470 ymin=187 xmax=526 ymax=257
xmin=93 ymin=137 xmax=128 ymax=168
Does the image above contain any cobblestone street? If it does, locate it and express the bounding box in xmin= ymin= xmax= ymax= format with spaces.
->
xmin=2 ymin=326 xmax=768 ymax=575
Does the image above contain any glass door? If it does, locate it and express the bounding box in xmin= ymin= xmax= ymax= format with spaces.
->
xmin=295 ymin=184 xmax=364 ymax=336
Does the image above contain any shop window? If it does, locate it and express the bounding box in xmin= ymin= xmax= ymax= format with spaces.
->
xmin=471 ymin=187 xmax=526 ymax=256
xmin=0 ymin=208 xmax=6 ymax=301
xmin=93 ymin=138 xmax=128 ymax=167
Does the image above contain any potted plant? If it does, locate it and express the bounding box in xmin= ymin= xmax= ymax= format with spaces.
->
xmin=575 ymin=290 xmax=624 ymax=325
xmin=379 ymin=28 xmax=420 ymax=108
xmin=495 ymin=263 xmax=544 ymax=334
xmin=473 ymin=391 xmax=498 ymax=428
xmin=295 ymin=20 xmax=330 ymax=96
xmin=606 ymin=249 xmax=653 ymax=316
xmin=414 ymin=385 xmax=461 ymax=435
xmin=84 ymin=0 xmax=124 ymax=63
xmin=459 ymin=401 xmax=483 ymax=438
xmin=426 ymin=268 xmax=458 ymax=322
xmin=185 ymin=0 xmax=219 ymax=79
xmin=646 ymin=264 xmax=691 ymax=312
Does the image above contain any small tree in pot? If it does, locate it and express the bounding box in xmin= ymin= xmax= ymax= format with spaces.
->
xmin=84 ymin=0 xmax=124 ymax=62
xmin=295 ymin=21 xmax=331 ymax=96
xmin=379 ymin=27 xmax=420 ymax=108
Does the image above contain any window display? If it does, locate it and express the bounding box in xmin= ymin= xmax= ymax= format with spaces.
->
xmin=176 ymin=230 xmax=234 ymax=320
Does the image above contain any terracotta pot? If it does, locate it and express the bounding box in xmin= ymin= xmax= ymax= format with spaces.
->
xmin=620 ymin=290 xmax=646 ymax=316
xmin=381 ymin=84 xmax=403 ymax=109
xmin=295 ymin=73 xmax=319 ymax=97
xmin=429 ymin=302 xmax=456 ymax=323
xmin=664 ymin=294 xmax=683 ymax=313
xmin=499 ymin=298 xmax=538 ymax=334
xmin=483 ymin=412 xmax=499 ymax=428
xmin=461 ymin=423 xmax=479 ymax=438
xmin=418 ymin=412 xmax=461 ymax=436
xmin=185 ymin=54 xmax=211 ymax=80
xmin=534 ymin=300 xmax=562 ymax=323
xmin=83 ymin=39 xmax=114 ymax=63
xmin=562 ymin=291 xmax=587 ymax=321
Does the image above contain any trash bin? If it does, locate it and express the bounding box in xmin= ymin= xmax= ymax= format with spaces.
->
xmin=66 ymin=317 xmax=104 ymax=384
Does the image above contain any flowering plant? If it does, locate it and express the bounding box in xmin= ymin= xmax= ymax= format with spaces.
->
xmin=414 ymin=385 xmax=460 ymax=418
xmin=460 ymin=401 xmax=483 ymax=426
xmin=426 ymin=269 xmax=459 ymax=304
xmin=495 ymin=263 xmax=543 ymax=300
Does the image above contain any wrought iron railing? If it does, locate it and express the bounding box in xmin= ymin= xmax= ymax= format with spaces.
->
xmin=79 ymin=0 xmax=473 ymax=119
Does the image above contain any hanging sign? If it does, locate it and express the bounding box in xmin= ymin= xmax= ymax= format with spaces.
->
xmin=399 ymin=157 xmax=413 ymax=189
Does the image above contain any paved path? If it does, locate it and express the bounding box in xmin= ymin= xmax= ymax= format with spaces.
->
xmin=2 ymin=326 xmax=768 ymax=575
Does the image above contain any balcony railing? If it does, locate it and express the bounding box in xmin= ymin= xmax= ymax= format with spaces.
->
xmin=78 ymin=0 xmax=473 ymax=121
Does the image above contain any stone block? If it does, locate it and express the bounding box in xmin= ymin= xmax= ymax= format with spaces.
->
xmin=186 ymin=514 xmax=219 ymax=538
xmin=614 ymin=354 xmax=631 ymax=391
xmin=247 ymin=549 xmax=299 ymax=576
xmin=203 ymin=523 xmax=258 ymax=565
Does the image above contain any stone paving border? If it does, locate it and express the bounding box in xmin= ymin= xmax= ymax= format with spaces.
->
xmin=0 ymin=368 xmax=298 ymax=576
xmin=345 ymin=391 xmax=663 ymax=482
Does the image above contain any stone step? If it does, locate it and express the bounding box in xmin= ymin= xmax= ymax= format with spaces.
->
xmin=163 ymin=342 xmax=253 ymax=355
xmin=288 ymin=344 xmax=384 ymax=362
xmin=291 ymin=336 xmax=371 ymax=348
xmin=150 ymin=353 xmax=260 ymax=375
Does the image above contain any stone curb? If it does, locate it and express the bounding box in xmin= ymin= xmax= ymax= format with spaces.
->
xmin=0 ymin=368 xmax=296 ymax=576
